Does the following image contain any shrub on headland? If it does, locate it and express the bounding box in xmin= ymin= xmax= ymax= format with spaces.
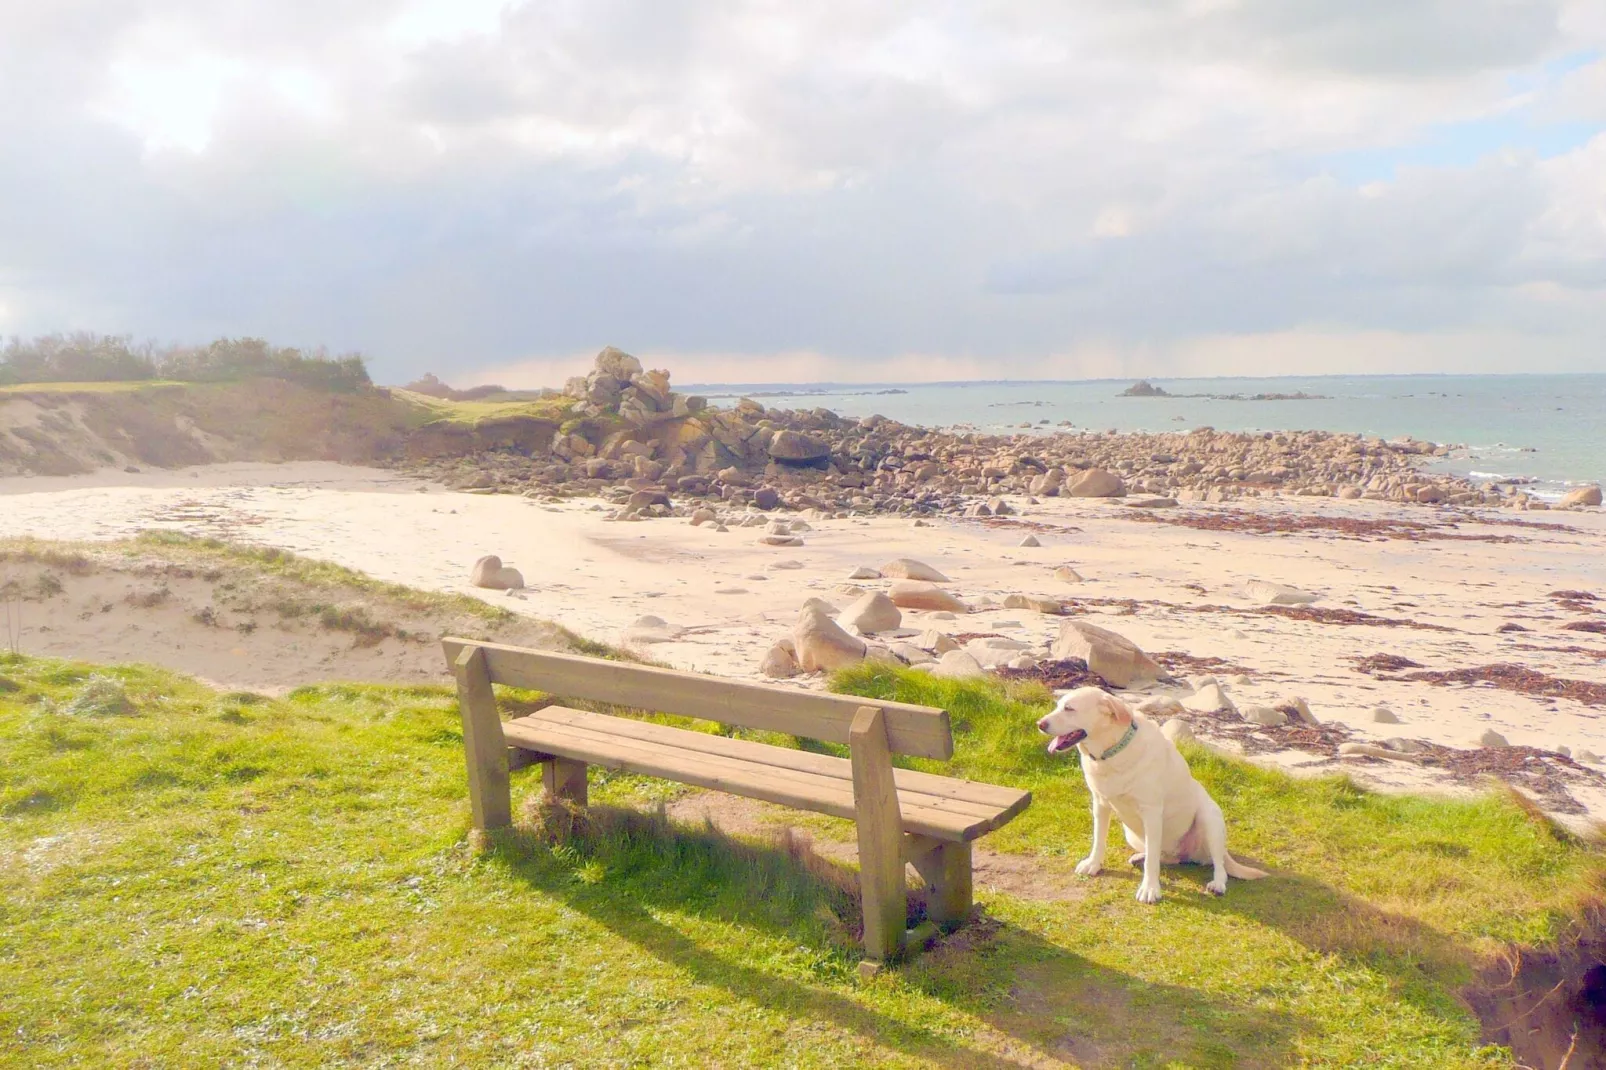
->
xmin=0 ymin=333 xmax=371 ymax=392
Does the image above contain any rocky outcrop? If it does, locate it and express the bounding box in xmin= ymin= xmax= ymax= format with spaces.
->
xmin=1050 ymin=620 xmax=1161 ymax=688
xmin=1561 ymin=485 xmax=1603 ymax=508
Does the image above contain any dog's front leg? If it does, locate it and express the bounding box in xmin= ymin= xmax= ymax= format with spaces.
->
xmin=1076 ymin=794 xmax=1112 ymax=877
xmin=1135 ymin=804 xmax=1165 ymax=904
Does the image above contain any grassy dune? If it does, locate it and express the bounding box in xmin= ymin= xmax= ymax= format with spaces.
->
xmin=3 ymin=652 xmax=1602 ymax=1067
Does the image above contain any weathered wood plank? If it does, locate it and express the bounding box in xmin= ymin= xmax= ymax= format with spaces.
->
xmin=516 ymin=708 xmax=1016 ymax=824
xmin=453 ymin=646 xmax=511 ymax=830
xmin=440 ymin=639 xmax=953 ymax=759
xmin=530 ymin=705 xmax=1024 ymax=815
xmin=543 ymin=758 xmax=588 ymax=805
xmin=503 ymin=714 xmax=1001 ymax=841
xmin=851 ymin=706 xmax=907 ymax=964
xmin=912 ymin=841 xmax=973 ymax=930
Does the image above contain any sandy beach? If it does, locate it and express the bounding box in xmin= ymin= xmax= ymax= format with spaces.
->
xmin=4 ymin=459 xmax=1605 ymax=818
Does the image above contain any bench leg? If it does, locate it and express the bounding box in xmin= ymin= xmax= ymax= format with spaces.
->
xmin=453 ymin=647 xmax=511 ymax=830
xmin=543 ymin=758 xmax=588 ymax=806
xmin=912 ymin=841 xmax=973 ymax=931
xmin=850 ymin=707 xmax=906 ymax=968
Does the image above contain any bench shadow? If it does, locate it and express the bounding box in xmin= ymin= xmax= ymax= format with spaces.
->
xmin=483 ymin=797 xmax=1311 ymax=1068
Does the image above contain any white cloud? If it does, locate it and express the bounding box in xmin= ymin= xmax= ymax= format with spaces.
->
xmin=0 ymin=0 xmax=1601 ymax=383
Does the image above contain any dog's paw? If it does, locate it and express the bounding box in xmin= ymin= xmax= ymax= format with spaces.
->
xmin=1135 ymin=882 xmax=1163 ymax=905
xmin=1074 ymin=857 xmax=1103 ymax=877
xmin=1205 ymin=878 xmax=1227 ymax=896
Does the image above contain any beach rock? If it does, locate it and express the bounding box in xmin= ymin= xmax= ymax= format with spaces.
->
xmin=800 ymin=597 xmax=840 ymax=616
xmin=847 ymin=566 xmax=882 ymax=580
xmin=768 ymin=559 xmax=804 ymax=571
xmin=1182 ymin=682 xmax=1235 ymax=714
xmin=767 ymin=430 xmax=831 ymax=463
xmin=890 ymin=642 xmax=934 ymax=665
xmin=1339 ymin=742 xmax=1400 ymax=760
xmin=793 ymin=605 xmax=867 ymax=672
xmin=469 ymin=555 xmax=524 ymax=590
xmin=1244 ymin=706 xmax=1287 ymax=727
xmin=1003 ymin=594 xmax=1064 ymax=615
xmin=888 ymin=581 xmax=968 ymax=613
xmin=1019 ymin=534 xmax=1042 ymax=548
xmin=880 ymin=558 xmax=950 ymax=582
xmin=1160 ymin=718 xmax=1194 ymax=744
xmin=1065 ymin=468 xmax=1126 ymax=498
xmin=1281 ymin=697 xmax=1318 ymax=725
xmin=623 ymin=615 xmax=682 ymax=644
xmin=839 ymin=592 xmax=902 ymax=634
xmin=915 ymin=629 xmax=959 ymax=655
xmin=1371 ymin=706 xmax=1401 ymax=724
xmin=1126 ymin=497 xmax=1178 ymax=509
xmin=1477 ymin=729 xmax=1510 ymax=749
xmin=1138 ymin=696 xmax=1184 ymax=718
xmin=1007 ymin=655 xmax=1040 ymax=671
xmin=1577 ymin=749 xmax=1601 ymax=764
xmin=689 ymin=507 xmax=717 ymax=526
xmin=760 ymin=639 xmax=800 ymax=678
xmin=931 ymin=650 xmax=986 ymax=679
xmin=1561 ymin=485 xmax=1603 ymax=508
xmin=594 ymin=346 xmax=643 ymax=383
xmin=1050 ymin=620 xmax=1161 ymax=688
xmin=759 ymin=535 xmax=805 ymax=546
xmin=1245 ymin=581 xmax=1318 ymax=606
xmin=752 ymin=487 xmax=780 ymax=510
xmin=1054 ymin=566 xmax=1084 ymax=584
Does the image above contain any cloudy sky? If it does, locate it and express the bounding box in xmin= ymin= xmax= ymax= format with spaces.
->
xmin=1 ymin=1 xmax=1602 ymax=386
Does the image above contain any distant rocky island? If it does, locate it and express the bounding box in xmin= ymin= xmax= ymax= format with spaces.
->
xmin=1121 ymin=380 xmax=1330 ymax=402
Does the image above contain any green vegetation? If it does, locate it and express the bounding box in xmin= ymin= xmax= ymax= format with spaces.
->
xmin=0 ymin=333 xmax=370 ymax=393
xmin=3 ymin=654 xmax=1600 ymax=1067
xmin=391 ymin=387 xmax=576 ymax=429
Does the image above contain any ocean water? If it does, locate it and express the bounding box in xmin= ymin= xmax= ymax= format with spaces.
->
xmin=691 ymin=373 xmax=1606 ymax=500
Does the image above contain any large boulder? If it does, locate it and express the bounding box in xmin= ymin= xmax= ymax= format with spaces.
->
xmin=792 ymin=605 xmax=867 ymax=672
xmin=1065 ymin=469 xmax=1126 ymax=498
xmin=1561 ymin=485 xmax=1603 ymax=508
xmin=1050 ymin=620 xmax=1161 ymax=688
xmin=470 ymin=555 xmax=524 ymax=590
xmin=880 ymin=558 xmax=950 ymax=582
xmin=767 ymin=430 xmax=831 ymax=463
xmin=930 ymin=649 xmax=987 ymax=679
xmin=838 ymin=591 xmax=903 ymax=634
xmin=1244 ymin=581 xmax=1318 ymax=606
xmin=760 ymin=639 xmax=800 ymax=678
xmin=594 ymin=346 xmax=643 ymax=383
xmin=888 ymin=581 xmax=968 ymax=613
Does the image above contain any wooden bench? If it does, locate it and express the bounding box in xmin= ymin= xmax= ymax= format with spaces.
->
xmin=442 ymin=637 xmax=1031 ymax=971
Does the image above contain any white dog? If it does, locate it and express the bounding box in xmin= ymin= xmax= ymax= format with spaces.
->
xmin=1037 ymin=686 xmax=1267 ymax=903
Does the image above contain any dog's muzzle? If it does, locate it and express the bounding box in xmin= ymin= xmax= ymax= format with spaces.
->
xmin=1044 ymin=729 xmax=1086 ymax=755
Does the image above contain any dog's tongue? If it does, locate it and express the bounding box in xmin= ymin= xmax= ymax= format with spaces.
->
xmin=1046 ymin=730 xmax=1085 ymax=755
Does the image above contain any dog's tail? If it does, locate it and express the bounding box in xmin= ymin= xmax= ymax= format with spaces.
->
xmin=1225 ymin=854 xmax=1268 ymax=880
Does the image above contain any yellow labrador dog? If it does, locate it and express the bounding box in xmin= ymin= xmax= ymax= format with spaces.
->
xmin=1037 ymin=686 xmax=1266 ymax=903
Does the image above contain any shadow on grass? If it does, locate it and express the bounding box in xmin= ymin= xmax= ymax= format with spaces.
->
xmin=484 ymin=798 xmax=1309 ymax=1068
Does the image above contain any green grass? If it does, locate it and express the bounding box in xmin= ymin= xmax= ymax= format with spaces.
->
xmin=391 ymin=387 xmax=576 ymax=428
xmin=3 ymin=655 xmax=1600 ymax=1067
xmin=0 ymin=380 xmax=185 ymax=395
xmin=0 ymin=532 xmax=515 ymax=626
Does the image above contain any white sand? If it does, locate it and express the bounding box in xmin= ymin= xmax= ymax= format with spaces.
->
xmin=5 ymin=461 xmax=1605 ymax=814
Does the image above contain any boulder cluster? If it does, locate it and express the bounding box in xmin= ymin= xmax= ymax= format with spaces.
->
xmin=420 ymin=348 xmax=1599 ymax=516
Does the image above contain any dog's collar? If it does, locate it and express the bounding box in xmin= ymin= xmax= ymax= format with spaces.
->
xmin=1089 ymin=722 xmax=1138 ymax=761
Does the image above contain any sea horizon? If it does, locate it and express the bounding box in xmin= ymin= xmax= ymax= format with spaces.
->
xmin=678 ymin=371 xmax=1606 ymax=498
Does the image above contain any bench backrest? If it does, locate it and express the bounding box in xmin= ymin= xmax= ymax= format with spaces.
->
xmin=441 ymin=638 xmax=954 ymax=760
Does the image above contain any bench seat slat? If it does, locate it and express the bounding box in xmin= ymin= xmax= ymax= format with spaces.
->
xmin=532 ymin=705 xmax=1024 ymax=817
xmin=519 ymin=716 xmax=1002 ymax=825
xmin=504 ymin=707 xmax=1031 ymax=843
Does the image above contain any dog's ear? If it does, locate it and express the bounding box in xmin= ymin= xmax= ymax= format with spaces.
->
xmin=1100 ymin=692 xmax=1132 ymax=725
